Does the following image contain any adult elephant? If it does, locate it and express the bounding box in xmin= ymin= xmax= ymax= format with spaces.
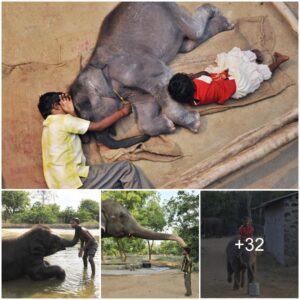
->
xmin=2 ymin=225 xmax=67 ymax=281
xmin=69 ymin=2 xmax=234 ymax=148
xmin=202 ymin=217 xmax=223 ymax=238
xmin=226 ymin=237 xmax=256 ymax=290
xmin=101 ymin=199 xmax=187 ymax=247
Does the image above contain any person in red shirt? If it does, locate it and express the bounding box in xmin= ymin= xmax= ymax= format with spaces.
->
xmin=167 ymin=48 xmax=289 ymax=106
xmin=239 ymin=216 xmax=254 ymax=241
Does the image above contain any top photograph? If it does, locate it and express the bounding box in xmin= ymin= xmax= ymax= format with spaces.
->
xmin=2 ymin=2 xmax=298 ymax=189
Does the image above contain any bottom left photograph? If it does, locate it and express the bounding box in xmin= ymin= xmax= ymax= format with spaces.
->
xmin=2 ymin=190 xmax=100 ymax=298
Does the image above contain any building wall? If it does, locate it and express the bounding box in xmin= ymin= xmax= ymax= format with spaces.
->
xmin=264 ymin=202 xmax=285 ymax=265
xmin=284 ymin=195 xmax=298 ymax=266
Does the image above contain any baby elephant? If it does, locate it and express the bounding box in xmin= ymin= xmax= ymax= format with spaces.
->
xmin=2 ymin=225 xmax=66 ymax=281
xmin=226 ymin=237 xmax=256 ymax=290
xmin=70 ymin=2 xmax=234 ymax=147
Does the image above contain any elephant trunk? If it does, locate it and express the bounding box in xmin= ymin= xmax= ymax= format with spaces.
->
xmin=131 ymin=225 xmax=187 ymax=247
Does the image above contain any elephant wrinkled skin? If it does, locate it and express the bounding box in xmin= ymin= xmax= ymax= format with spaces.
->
xmin=2 ymin=225 xmax=67 ymax=281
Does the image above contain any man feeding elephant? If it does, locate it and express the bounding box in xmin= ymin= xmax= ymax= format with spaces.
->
xmin=38 ymin=93 xmax=153 ymax=189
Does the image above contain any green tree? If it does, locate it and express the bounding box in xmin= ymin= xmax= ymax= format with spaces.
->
xmin=2 ymin=191 xmax=30 ymax=221
xmin=59 ymin=207 xmax=77 ymax=223
xmin=165 ymin=191 xmax=199 ymax=262
xmin=79 ymin=199 xmax=99 ymax=221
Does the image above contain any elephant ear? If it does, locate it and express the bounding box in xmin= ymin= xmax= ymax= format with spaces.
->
xmin=101 ymin=211 xmax=107 ymax=234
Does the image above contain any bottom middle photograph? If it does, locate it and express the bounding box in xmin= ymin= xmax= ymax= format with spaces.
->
xmin=101 ymin=190 xmax=200 ymax=298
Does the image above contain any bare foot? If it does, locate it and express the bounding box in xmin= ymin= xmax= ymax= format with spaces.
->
xmin=274 ymin=52 xmax=289 ymax=64
xmin=251 ymin=49 xmax=264 ymax=64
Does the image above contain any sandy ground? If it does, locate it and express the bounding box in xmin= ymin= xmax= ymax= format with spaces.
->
xmin=201 ymin=237 xmax=298 ymax=298
xmin=2 ymin=2 xmax=298 ymax=188
xmin=102 ymin=271 xmax=199 ymax=298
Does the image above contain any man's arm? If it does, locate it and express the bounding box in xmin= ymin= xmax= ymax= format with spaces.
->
xmin=88 ymin=102 xmax=131 ymax=132
xmin=188 ymin=71 xmax=211 ymax=79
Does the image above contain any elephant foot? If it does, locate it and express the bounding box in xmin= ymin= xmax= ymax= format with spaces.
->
xmin=198 ymin=3 xmax=220 ymax=19
xmin=139 ymin=114 xmax=175 ymax=136
xmin=163 ymin=105 xmax=201 ymax=133
xmin=215 ymin=15 xmax=235 ymax=32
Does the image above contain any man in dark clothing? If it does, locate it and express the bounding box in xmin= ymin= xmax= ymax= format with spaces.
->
xmin=181 ymin=246 xmax=193 ymax=296
xmin=66 ymin=217 xmax=98 ymax=276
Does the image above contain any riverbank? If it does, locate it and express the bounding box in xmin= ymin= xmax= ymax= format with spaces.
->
xmin=2 ymin=223 xmax=99 ymax=229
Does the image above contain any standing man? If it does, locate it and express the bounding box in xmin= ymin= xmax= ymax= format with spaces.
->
xmin=64 ymin=217 xmax=98 ymax=276
xmin=181 ymin=246 xmax=193 ymax=296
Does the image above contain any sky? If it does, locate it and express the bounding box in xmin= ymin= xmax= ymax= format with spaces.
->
xmin=29 ymin=190 xmax=100 ymax=209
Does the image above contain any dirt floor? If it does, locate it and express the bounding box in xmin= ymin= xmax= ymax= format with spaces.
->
xmin=102 ymin=272 xmax=199 ymax=298
xmin=2 ymin=2 xmax=298 ymax=188
xmin=201 ymin=237 xmax=298 ymax=298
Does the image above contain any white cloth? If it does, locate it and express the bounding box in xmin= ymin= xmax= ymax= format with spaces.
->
xmin=205 ymin=47 xmax=272 ymax=99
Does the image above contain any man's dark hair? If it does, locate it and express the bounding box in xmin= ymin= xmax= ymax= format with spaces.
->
xmin=168 ymin=73 xmax=196 ymax=103
xmin=71 ymin=217 xmax=80 ymax=224
xmin=38 ymin=92 xmax=63 ymax=119
xmin=184 ymin=246 xmax=191 ymax=254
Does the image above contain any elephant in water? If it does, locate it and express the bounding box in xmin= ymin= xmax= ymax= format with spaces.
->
xmin=69 ymin=2 xmax=234 ymax=148
xmin=226 ymin=237 xmax=256 ymax=290
xmin=2 ymin=225 xmax=67 ymax=281
xmin=101 ymin=199 xmax=186 ymax=247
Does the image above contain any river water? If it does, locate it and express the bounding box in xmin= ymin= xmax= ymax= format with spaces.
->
xmin=2 ymin=228 xmax=100 ymax=298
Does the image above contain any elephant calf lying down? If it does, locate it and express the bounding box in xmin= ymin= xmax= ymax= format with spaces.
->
xmin=69 ymin=2 xmax=234 ymax=148
xmin=2 ymin=225 xmax=67 ymax=281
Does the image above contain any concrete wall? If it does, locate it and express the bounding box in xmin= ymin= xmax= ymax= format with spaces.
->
xmin=283 ymin=195 xmax=298 ymax=266
xmin=264 ymin=201 xmax=285 ymax=265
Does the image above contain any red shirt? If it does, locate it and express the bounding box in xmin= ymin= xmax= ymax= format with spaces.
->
xmin=192 ymin=76 xmax=236 ymax=105
xmin=239 ymin=225 xmax=254 ymax=239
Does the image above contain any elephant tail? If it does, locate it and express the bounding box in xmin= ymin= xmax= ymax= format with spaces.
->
xmin=95 ymin=130 xmax=150 ymax=149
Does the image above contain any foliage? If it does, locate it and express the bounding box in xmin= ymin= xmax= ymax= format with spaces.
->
xmin=201 ymin=191 xmax=294 ymax=235
xmin=2 ymin=191 xmax=99 ymax=224
xmin=165 ymin=191 xmax=199 ymax=262
xmin=2 ymin=191 xmax=30 ymax=221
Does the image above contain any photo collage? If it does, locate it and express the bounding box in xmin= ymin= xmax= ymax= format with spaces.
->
xmin=2 ymin=1 xmax=299 ymax=299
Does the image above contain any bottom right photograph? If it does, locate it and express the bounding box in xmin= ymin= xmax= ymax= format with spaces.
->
xmin=201 ymin=191 xmax=298 ymax=298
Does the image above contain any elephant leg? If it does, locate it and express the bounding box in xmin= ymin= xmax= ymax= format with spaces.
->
xmin=233 ymin=270 xmax=240 ymax=290
xmin=227 ymin=261 xmax=233 ymax=283
xmin=109 ymin=55 xmax=201 ymax=132
xmin=240 ymin=269 xmax=245 ymax=288
xmin=179 ymin=15 xmax=235 ymax=53
xmin=164 ymin=3 xmax=219 ymax=40
xmin=27 ymin=263 xmax=65 ymax=281
xmin=123 ymin=89 xmax=176 ymax=136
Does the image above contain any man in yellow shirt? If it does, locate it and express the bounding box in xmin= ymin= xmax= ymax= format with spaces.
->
xmin=38 ymin=92 xmax=153 ymax=189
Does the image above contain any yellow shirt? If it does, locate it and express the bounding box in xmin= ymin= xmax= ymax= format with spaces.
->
xmin=42 ymin=114 xmax=90 ymax=189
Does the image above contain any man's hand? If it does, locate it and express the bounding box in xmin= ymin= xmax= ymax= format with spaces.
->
xmin=120 ymin=102 xmax=132 ymax=117
xmin=59 ymin=93 xmax=77 ymax=117
xmin=78 ymin=248 xmax=83 ymax=258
